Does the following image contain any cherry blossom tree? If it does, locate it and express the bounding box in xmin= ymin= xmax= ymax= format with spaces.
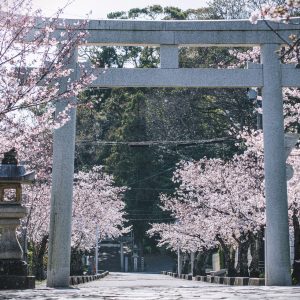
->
xmin=22 ymin=166 xmax=129 ymax=279
xmin=287 ymin=149 xmax=300 ymax=281
xmin=149 ymin=127 xmax=300 ymax=278
xmin=250 ymin=1 xmax=300 ymax=63
xmin=250 ymin=1 xmax=300 ymax=24
xmin=0 ymin=0 xmax=95 ymax=169
xmin=0 ymin=0 xmax=127 ymax=279
xmin=72 ymin=166 xmax=129 ymax=250
xmin=148 ymin=138 xmax=265 ymax=277
xmin=149 ymin=1 xmax=300 ymax=278
xmin=0 ymin=0 xmax=92 ymax=115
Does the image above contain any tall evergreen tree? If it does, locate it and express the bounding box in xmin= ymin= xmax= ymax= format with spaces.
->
xmin=76 ymin=4 xmax=258 ymax=250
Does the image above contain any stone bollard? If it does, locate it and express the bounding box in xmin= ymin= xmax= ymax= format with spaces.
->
xmin=248 ymin=278 xmax=265 ymax=286
xmin=223 ymin=277 xmax=235 ymax=285
xmin=234 ymin=277 xmax=249 ymax=286
xmin=214 ymin=276 xmax=224 ymax=284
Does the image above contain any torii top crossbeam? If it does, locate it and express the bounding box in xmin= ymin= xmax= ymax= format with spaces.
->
xmin=54 ymin=18 xmax=300 ymax=88
xmin=49 ymin=18 xmax=300 ymax=46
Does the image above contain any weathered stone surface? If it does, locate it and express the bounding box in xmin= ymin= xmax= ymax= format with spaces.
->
xmin=0 ymin=205 xmax=26 ymax=220
xmin=234 ymin=277 xmax=249 ymax=286
xmin=81 ymin=19 xmax=300 ymax=46
xmin=223 ymin=277 xmax=235 ymax=285
xmin=249 ymin=278 xmax=266 ymax=286
xmin=0 ymin=260 xmax=28 ymax=276
xmin=70 ymin=271 xmax=109 ymax=286
xmin=211 ymin=269 xmax=227 ymax=276
xmin=262 ymin=43 xmax=291 ymax=286
xmin=0 ymin=205 xmax=26 ymax=260
xmin=0 ymin=165 xmax=34 ymax=182
xmin=47 ymin=51 xmax=77 ymax=288
xmin=92 ymin=68 xmax=264 ymax=88
xmin=0 ymin=275 xmax=35 ymax=289
xmin=214 ymin=276 xmax=225 ymax=284
xmin=160 ymin=45 xmax=178 ymax=69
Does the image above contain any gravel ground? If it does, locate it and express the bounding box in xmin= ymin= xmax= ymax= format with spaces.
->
xmin=1 ymin=272 xmax=300 ymax=300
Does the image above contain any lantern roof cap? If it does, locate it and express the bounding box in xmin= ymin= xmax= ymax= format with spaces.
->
xmin=0 ymin=149 xmax=35 ymax=183
xmin=0 ymin=165 xmax=35 ymax=184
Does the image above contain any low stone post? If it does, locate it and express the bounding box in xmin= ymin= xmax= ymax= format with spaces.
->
xmin=133 ymin=253 xmax=138 ymax=272
xmin=177 ymin=247 xmax=182 ymax=276
xmin=191 ymin=252 xmax=195 ymax=276
xmin=141 ymin=257 xmax=145 ymax=272
xmin=124 ymin=256 xmax=128 ymax=272
xmin=95 ymin=225 xmax=99 ymax=274
xmin=120 ymin=242 xmax=124 ymax=271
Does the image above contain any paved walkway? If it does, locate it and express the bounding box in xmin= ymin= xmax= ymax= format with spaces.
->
xmin=2 ymin=273 xmax=300 ymax=299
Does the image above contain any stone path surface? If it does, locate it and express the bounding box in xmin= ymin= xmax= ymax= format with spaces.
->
xmin=1 ymin=273 xmax=300 ymax=300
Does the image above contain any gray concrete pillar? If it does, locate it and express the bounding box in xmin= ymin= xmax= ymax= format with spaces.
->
xmin=47 ymin=50 xmax=78 ymax=288
xmin=120 ymin=242 xmax=124 ymax=271
xmin=190 ymin=252 xmax=195 ymax=276
xmin=124 ymin=256 xmax=128 ymax=272
xmin=177 ymin=247 xmax=182 ymax=276
xmin=160 ymin=45 xmax=179 ymax=69
xmin=261 ymin=43 xmax=291 ymax=286
xmin=133 ymin=255 xmax=138 ymax=272
xmin=95 ymin=226 xmax=99 ymax=274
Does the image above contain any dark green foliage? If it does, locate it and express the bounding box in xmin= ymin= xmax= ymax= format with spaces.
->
xmin=105 ymin=5 xmax=215 ymax=21
xmin=28 ymin=235 xmax=48 ymax=280
xmin=208 ymin=0 xmax=286 ymax=19
xmin=194 ymin=250 xmax=213 ymax=276
xmin=107 ymin=11 xmax=127 ymax=19
xmin=76 ymin=4 xmax=258 ymax=250
xmin=70 ymin=249 xmax=85 ymax=276
xmin=163 ymin=7 xmax=187 ymax=20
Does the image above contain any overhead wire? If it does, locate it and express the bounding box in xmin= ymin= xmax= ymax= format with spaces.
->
xmin=76 ymin=137 xmax=235 ymax=147
xmin=127 ymin=166 xmax=175 ymax=186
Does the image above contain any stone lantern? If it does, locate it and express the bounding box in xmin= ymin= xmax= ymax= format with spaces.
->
xmin=0 ymin=149 xmax=35 ymax=289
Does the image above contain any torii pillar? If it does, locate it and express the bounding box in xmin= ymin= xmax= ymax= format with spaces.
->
xmin=47 ymin=50 xmax=78 ymax=288
xmin=262 ymin=43 xmax=291 ymax=286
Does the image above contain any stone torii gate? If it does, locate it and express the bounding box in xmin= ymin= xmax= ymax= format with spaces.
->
xmin=46 ymin=18 xmax=300 ymax=287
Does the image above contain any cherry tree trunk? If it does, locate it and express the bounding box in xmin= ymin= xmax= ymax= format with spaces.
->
xmin=235 ymin=236 xmax=250 ymax=277
xmin=70 ymin=249 xmax=84 ymax=276
xmin=217 ymin=237 xmax=236 ymax=276
xmin=292 ymin=212 xmax=300 ymax=284
xmin=248 ymin=231 xmax=263 ymax=278
xmin=195 ymin=251 xmax=210 ymax=275
xmin=33 ymin=235 xmax=48 ymax=280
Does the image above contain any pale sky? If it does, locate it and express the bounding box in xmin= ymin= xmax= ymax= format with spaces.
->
xmin=32 ymin=0 xmax=208 ymax=19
